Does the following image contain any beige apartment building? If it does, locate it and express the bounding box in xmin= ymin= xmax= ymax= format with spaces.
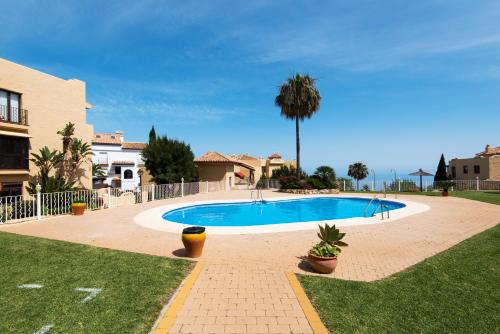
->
xmin=0 ymin=58 xmax=93 ymax=196
xmin=448 ymin=145 xmax=500 ymax=181
xmin=195 ymin=151 xmax=295 ymax=189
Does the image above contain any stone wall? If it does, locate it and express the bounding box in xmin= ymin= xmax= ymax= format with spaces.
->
xmin=280 ymin=188 xmax=340 ymax=194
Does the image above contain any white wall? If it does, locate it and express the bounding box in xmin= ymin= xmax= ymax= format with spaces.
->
xmin=92 ymin=144 xmax=144 ymax=190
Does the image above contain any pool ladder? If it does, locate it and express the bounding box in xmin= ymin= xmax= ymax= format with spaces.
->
xmin=251 ymin=189 xmax=264 ymax=203
xmin=364 ymin=196 xmax=390 ymax=220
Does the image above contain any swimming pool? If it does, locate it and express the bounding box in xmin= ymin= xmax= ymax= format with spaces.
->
xmin=162 ymin=197 xmax=405 ymax=227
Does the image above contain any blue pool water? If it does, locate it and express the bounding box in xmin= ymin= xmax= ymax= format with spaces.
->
xmin=162 ymin=197 xmax=405 ymax=227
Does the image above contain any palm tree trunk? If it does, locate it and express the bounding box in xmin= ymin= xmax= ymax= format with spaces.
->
xmin=356 ymin=179 xmax=359 ymax=191
xmin=295 ymin=114 xmax=300 ymax=178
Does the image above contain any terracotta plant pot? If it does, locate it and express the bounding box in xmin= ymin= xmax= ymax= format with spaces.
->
xmin=182 ymin=226 xmax=206 ymax=258
xmin=308 ymin=252 xmax=338 ymax=274
xmin=71 ymin=203 xmax=86 ymax=215
xmin=442 ymin=190 xmax=449 ymax=197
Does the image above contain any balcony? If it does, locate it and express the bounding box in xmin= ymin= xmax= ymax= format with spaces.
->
xmin=0 ymin=105 xmax=29 ymax=126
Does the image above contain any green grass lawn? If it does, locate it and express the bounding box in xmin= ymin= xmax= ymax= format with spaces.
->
xmin=344 ymin=190 xmax=500 ymax=205
xmin=0 ymin=232 xmax=191 ymax=334
xmin=299 ymin=224 xmax=500 ymax=333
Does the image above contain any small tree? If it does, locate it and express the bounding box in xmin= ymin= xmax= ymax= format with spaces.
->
xmin=347 ymin=162 xmax=369 ymax=191
xmin=27 ymin=147 xmax=74 ymax=193
xmin=142 ymin=128 xmax=197 ymax=184
xmin=149 ymin=126 xmax=156 ymax=143
xmin=92 ymin=163 xmax=105 ymax=178
xmin=312 ymin=166 xmax=336 ymax=188
xmin=271 ymin=165 xmax=297 ymax=179
xmin=434 ymin=154 xmax=448 ymax=181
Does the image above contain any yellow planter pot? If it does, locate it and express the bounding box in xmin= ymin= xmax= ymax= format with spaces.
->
xmin=71 ymin=203 xmax=86 ymax=216
xmin=182 ymin=226 xmax=206 ymax=258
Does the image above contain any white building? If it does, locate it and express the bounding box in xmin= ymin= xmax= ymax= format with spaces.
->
xmin=91 ymin=132 xmax=146 ymax=190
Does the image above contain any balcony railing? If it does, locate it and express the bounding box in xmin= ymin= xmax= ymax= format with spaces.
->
xmin=0 ymin=105 xmax=29 ymax=126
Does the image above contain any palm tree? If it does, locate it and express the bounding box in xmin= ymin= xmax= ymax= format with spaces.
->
xmin=275 ymin=74 xmax=321 ymax=177
xmin=70 ymin=139 xmax=93 ymax=169
xmin=92 ymin=163 xmax=105 ymax=178
xmin=29 ymin=147 xmax=64 ymax=191
xmin=30 ymin=147 xmax=64 ymax=179
xmin=348 ymin=162 xmax=369 ymax=191
xmin=57 ymin=122 xmax=75 ymax=155
xmin=313 ymin=166 xmax=336 ymax=187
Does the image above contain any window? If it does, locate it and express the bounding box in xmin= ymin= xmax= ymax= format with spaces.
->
xmin=0 ymin=89 xmax=21 ymax=123
xmin=0 ymin=183 xmax=23 ymax=197
xmin=451 ymin=166 xmax=456 ymax=178
xmin=0 ymin=135 xmax=29 ymax=169
xmin=115 ymin=166 xmax=121 ymax=175
xmin=463 ymin=165 xmax=468 ymax=174
xmin=96 ymin=135 xmax=101 ymax=138
xmin=124 ymin=169 xmax=133 ymax=179
xmin=474 ymin=165 xmax=480 ymax=174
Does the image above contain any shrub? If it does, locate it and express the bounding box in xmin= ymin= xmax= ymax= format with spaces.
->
xmin=279 ymin=176 xmax=302 ymax=189
xmin=271 ymin=165 xmax=304 ymax=179
xmin=337 ymin=177 xmax=354 ymax=191
xmin=307 ymin=176 xmax=327 ymax=189
xmin=279 ymin=176 xmax=312 ymax=189
xmin=312 ymin=166 xmax=336 ymax=189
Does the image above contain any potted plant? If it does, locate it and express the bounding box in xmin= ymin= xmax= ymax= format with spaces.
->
xmin=440 ymin=180 xmax=455 ymax=197
xmin=71 ymin=198 xmax=86 ymax=215
xmin=308 ymin=224 xmax=348 ymax=274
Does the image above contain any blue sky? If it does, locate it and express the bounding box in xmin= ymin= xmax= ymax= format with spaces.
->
xmin=1 ymin=0 xmax=499 ymax=177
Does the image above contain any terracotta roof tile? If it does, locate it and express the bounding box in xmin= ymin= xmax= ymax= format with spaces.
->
xmin=122 ymin=142 xmax=146 ymax=150
xmin=111 ymin=161 xmax=135 ymax=165
xmin=235 ymin=154 xmax=259 ymax=161
xmin=195 ymin=151 xmax=255 ymax=170
xmin=268 ymin=153 xmax=282 ymax=159
xmin=92 ymin=133 xmax=122 ymax=145
xmin=195 ymin=151 xmax=235 ymax=163
xmin=476 ymin=145 xmax=500 ymax=157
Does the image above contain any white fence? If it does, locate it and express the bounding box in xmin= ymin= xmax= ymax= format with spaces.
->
xmin=0 ymin=180 xmax=225 ymax=224
xmin=338 ymin=179 xmax=500 ymax=192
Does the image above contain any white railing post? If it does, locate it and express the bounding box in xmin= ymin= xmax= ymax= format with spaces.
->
xmin=206 ymin=181 xmax=209 ymax=193
xmin=181 ymin=178 xmax=184 ymax=197
xmin=476 ymin=177 xmax=479 ymax=191
xmin=36 ymin=183 xmax=42 ymax=220
xmin=151 ymin=184 xmax=155 ymax=201
xmin=107 ymin=187 xmax=111 ymax=208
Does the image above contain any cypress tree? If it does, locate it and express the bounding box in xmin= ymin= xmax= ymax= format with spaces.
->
xmin=148 ymin=126 xmax=156 ymax=144
xmin=434 ymin=154 xmax=448 ymax=181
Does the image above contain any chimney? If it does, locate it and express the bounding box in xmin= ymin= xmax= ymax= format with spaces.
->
xmin=116 ymin=131 xmax=124 ymax=143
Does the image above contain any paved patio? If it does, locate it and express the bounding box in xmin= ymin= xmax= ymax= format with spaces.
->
xmin=1 ymin=190 xmax=499 ymax=333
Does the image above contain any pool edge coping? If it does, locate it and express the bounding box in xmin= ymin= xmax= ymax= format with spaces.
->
xmin=133 ymin=194 xmax=430 ymax=235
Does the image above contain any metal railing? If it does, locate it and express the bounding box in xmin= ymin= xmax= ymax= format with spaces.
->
xmin=0 ymin=105 xmax=29 ymax=125
xmin=338 ymin=179 xmax=500 ymax=192
xmin=0 ymin=180 xmax=226 ymax=224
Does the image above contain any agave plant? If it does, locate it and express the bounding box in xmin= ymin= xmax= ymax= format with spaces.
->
xmin=313 ymin=223 xmax=348 ymax=255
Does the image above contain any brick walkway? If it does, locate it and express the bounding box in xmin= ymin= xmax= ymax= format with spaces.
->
xmin=2 ymin=190 xmax=499 ymax=333
xmin=169 ymin=262 xmax=312 ymax=334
